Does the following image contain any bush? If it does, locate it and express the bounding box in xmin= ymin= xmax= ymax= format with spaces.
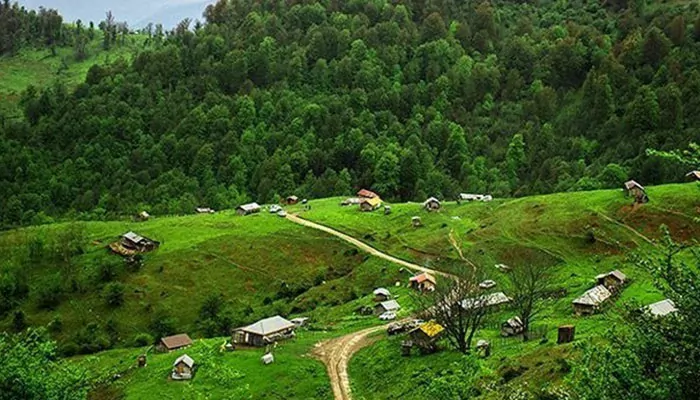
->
xmin=35 ymin=277 xmax=63 ymax=310
xmin=150 ymin=309 xmax=177 ymax=339
xmin=12 ymin=310 xmax=26 ymax=332
xmin=47 ymin=315 xmax=63 ymax=333
xmin=132 ymin=333 xmax=154 ymax=347
xmin=59 ymin=341 xmax=80 ymax=357
xmin=102 ymin=282 xmax=125 ymax=307
xmin=97 ymin=259 xmax=121 ymax=283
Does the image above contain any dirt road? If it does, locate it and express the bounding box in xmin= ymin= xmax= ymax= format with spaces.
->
xmin=286 ymin=214 xmax=450 ymax=400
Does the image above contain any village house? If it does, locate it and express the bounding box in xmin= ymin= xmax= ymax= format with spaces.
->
xmin=232 ymin=315 xmax=296 ymax=347
xmin=290 ymin=317 xmax=309 ymax=327
xmin=158 ymin=333 xmax=193 ymax=352
xmin=136 ymin=211 xmax=150 ymax=221
xmin=623 ymin=180 xmax=649 ymax=203
xmin=357 ymin=189 xmax=379 ymax=199
xmin=595 ymin=270 xmax=627 ymax=291
xmin=373 ymin=288 xmax=392 ymax=302
xmin=644 ymin=299 xmax=677 ymax=317
xmin=236 ymin=202 xmax=261 ymax=216
xmin=110 ymin=231 xmax=160 ymax=255
xmin=409 ymin=321 xmax=444 ymax=353
xmin=359 ymin=197 xmax=382 ymax=212
xmin=479 ymin=280 xmax=497 ymax=290
xmin=409 ymin=272 xmax=437 ymax=292
xmin=686 ymin=171 xmax=700 ymax=181
xmin=171 ymin=354 xmax=195 ymax=380
xmin=461 ymin=292 xmax=512 ymax=311
xmin=195 ymin=207 xmax=215 ymax=214
xmin=375 ymin=299 xmax=401 ymax=315
xmin=423 ymin=197 xmax=441 ymax=211
xmin=286 ymin=195 xmax=299 ymax=205
xmin=460 ymin=193 xmax=485 ymax=201
xmin=572 ymin=285 xmax=612 ymax=316
xmin=501 ymin=316 xmax=524 ymax=337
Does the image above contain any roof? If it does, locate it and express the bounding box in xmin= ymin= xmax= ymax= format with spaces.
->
xmin=479 ymin=280 xmax=497 ymax=289
xmin=196 ymin=207 xmax=214 ymax=213
xmin=174 ymin=354 xmax=194 ymax=368
xmin=378 ymin=300 xmax=401 ymax=311
xmin=460 ymin=193 xmax=484 ymax=200
xmin=686 ymin=171 xmax=700 ymax=180
xmin=573 ymin=285 xmax=612 ymax=306
xmin=287 ymin=195 xmax=299 ymax=200
xmin=504 ymin=316 xmax=523 ymax=328
xmin=139 ymin=211 xmax=150 ymax=217
xmin=595 ymin=270 xmax=627 ymax=282
xmin=160 ymin=334 xmax=193 ymax=350
xmin=423 ymin=197 xmax=441 ymax=206
xmin=415 ymin=321 xmax=444 ymax=338
xmin=646 ymin=299 xmax=677 ymax=317
xmin=461 ymin=292 xmax=512 ymax=310
xmin=238 ymin=203 xmax=261 ymax=212
xmin=357 ymin=189 xmax=378 ymax=198
xmin=360 ymin=197 xmax=382 ymax=207
xmin=624 ymin=180 xmax=644 ymax=191
xmin=123 ymin=231 xmax=144 ymax=243
xmin=373 ymin=288 xmax=391 ymax=297
xmin=410 ymin=272 xmax=436 ymax=284
xmin=238 ymin=315 xmax=295 ymax=336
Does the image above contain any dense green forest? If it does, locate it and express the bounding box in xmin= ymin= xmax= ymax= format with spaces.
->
xmin=1 ymin=0 xmax=700 ymax=227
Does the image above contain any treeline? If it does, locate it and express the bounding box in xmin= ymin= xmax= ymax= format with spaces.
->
xmin=0 ymin=0 xmax=63 ymax=55
xmin=1 ymin=0 xmax=700 ymax=226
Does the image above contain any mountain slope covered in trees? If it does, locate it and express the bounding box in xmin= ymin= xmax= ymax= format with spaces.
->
xmin=1 ymin=0 xmax=700 ymax=227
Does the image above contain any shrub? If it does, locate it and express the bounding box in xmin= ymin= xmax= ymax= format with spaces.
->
xmin=35 ymin=277 xmax=63 ymax=310
xmin=48 ymin=315 xmax=63 ymax=333
xmin=102 ymin=282 xmax=125 ymax=307
xmin=132 ymin=333 xmax=154 ymax=347
xmin=150 ymin=309 xmax=177 ymax=339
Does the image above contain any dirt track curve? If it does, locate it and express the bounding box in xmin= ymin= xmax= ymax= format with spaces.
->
xmin=286 ymin=214 xmax=448 ymax=400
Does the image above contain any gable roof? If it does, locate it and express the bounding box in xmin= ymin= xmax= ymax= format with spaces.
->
xmin=624 ymin=180 xmax=644 ymax=191
xmin=415 ymin=321 xmax=444 ymax=338
xmin=360 ymin=197 xmax=382 ymax=207
xmin=460 ymin=292 xmax=512 ymax=310
xmin=573 ymin=285 xmax=612 ymax=306
xmin=373 ymin=288 xmax=391 ymax=297
xmin=646 ymin=299 xmax=677 ymax=317
xmin=686 ymin=171 xmax=700 ymax=180
xmin=123 ymin=231 xmax=144 ymax=243
xmin=238 ymin=315 xmax=295 ymax=336
xmin=238 ymin=203 xmax=261 ymax=212
xmin=410 ymin=272 xmax=436 ymax=284
xmin=357 ymin=189 xmax=378 ymax=198
xmin=595 ymin=270 xmax=627 ymax=282
xmin=174 ymin=354 xmax=195 ymax=368
xmin=423 ymin=197 xmax=441 ymax=206
xmin=160 ymin=333 xmax=193 ymax=350
xmin=460 ymin=193 xmax=484 ymax=200
xmin=378 ymin=300 xmax=400 ymax=311
xmin=504 ymin=316 xmax=523 ymax=328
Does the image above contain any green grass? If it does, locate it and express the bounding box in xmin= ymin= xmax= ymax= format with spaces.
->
xmin=0 ymin=35 xmax=146 ymax=116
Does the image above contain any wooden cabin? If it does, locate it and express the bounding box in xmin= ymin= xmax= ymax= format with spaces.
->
xmin=423 ymin=197 xmax=441 ymax=211
xmin=409 ymin=272 xmax=437 ymax=292
xmin=373 ymin=288 xmax=391 ymax=302
xmin=286 ymin=195 xmax=299 ymax=205
xmin=623 ymin=180 xmax=648 ymax=203
xmin=111 ymin=231 xmax=160 ymax=255
xmin=158 ymin=333 xmax=193 ymax=352
xmin=501 ymin=316 xmax=524 ymax=337
xmin=236 ymin=202 xmax=261 ymax=216
xmin=572 ymin=285 xmax=611 ymax=316
xmin=409 ymin=321 xmax=444 ymax=353
xmin=595 ymin=270 xmax=627 ymax=291
xmin=171 ymin=354 xmax=194 ymax=380
xmin=359 ymin=197 xmax=382 ymax=212
xmin=232 ymin=315 xmax=296 ymax=347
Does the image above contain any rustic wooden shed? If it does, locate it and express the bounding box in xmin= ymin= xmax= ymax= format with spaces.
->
xmin=171 ymin=354 xmax=194 ymax=380
xmin=557 ymin=325 xmax=575 ymax=344
xmin=374 ymin=299 xmax=401 ymax=315
xmin=409 ymin=321 xmax=444 ymax=353
xmin=359 ymin=197 xmax=382 ymax=212
xmin=595 ymin=270 xmax=627 ymax=291
xmin=373 ymin=288 xmax=392 ymax=302
xmin=501 ymin=316 xmax=524 ymax=337
xmin=158 ymin=333 xmax=193 ymax=352
xmin=236 ymin=202 xmax=261 ymax=216
xmin=572 ymin=285 xmax=612 ymax=315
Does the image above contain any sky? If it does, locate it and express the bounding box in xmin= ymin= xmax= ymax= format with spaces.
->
xmin=18 ymin=0 xmax=216 ymax=28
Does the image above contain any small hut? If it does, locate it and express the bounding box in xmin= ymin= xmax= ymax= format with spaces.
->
xmin=557 ymin=325 xmax=575 ymax=344
xmin=423 ymin=197 xmax=441 ymax=211
xmin=595 ymin=270 xmax=627 ymax=291
xmin=111 ymin=232 xmax=160 ymax=255
xmin=137 ymin=354 xmax=147 ymax=367
xmin=412 ymin=216 xmax=422 ymax=227
xmin=136 ymin=211 xmax=150 ymax=221
xmin=479 ymin=280 xmax=497 ymax=290
xmin=623 ymin=180 xmax=648 ymax=203
xmin=409 ymin=272 xmax=437 ymax=292
xmin=459 ymin=193 xmax=485 ymax=202
xmin=290 ymin=317 xmax=309 ymax=327
xmin=686 ymin=171 xmax=700 ymax=181
xmin=373 ymin=288 xmax=392 ymax=302
xmin=572 ymin=285 xmax=611 ymax=316
xmin=359 ymin=197 xmax=382 ymax=212
xmin=644 ymin=299 xmax=677 ymax=317
xmin=286 ymin=195 xmax=299 ymax=205
xmin=476 ymin=340 xmax=490 ymax=357
xmin=409 ymin=321 xmax=444 ymax=353
xmin=374 ymin=299 xmax=401 ymax=315
xmin=236 ymin=203 xmax=261 ymax=216
xmin=195 ymin=207 xmax=215 ymax=214
xmin=261 ymin=353 xmax=274 ymax=365
xmin=501 ymin=316 xmax=524 ymax=337
xmin=158 ymin=333 xmax=193 ymax=352
xmin=357 ymin=189 xmax=379 ymax=199
xmin=171 ymin=354 xmax=194 ymax=380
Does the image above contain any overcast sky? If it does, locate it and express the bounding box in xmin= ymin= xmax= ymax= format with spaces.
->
xmin=18 ymin=0 xmax=216 ymax=28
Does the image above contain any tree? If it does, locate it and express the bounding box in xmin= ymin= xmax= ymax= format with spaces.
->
xmin=506 ymin=264 xmax=553 ymax=341
xmin=12 ymin=309 xmax=26 ymax=332
xmin=102 ymin=282 xmax=125 ymax=307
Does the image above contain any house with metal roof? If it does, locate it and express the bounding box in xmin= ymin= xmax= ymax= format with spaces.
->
xmin=236 ymin=202 xmax=261 ymax=216
xmin=573 ymin=285 xmax=612 ymax=315
xmin=159 ymin=333 xmax=193 ymax=352
xmin=623 ymin=180 xmax=648 ymax=203
xmin=374 ymin=300 xmax=401 ymax=315
xmin=373 ymin=288 xmax=391 ymax=302
xmin=595 ymin=270 xmax=627 ymax=291
xmin=110 ymin=231 xmax=160 ymax=255
xmin=171 ymin=354 xmax=195 ymax=380
xmin=232 ymin=315 xmax=296 ymax=346
xmin=644 ymin=299 xmax=677 ymax=317
xmin=461 ymin=292 xmax=512 ymax=310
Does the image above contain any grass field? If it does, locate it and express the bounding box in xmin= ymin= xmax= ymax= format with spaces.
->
xmin=0 ymin=35 xmax=146 ymax=117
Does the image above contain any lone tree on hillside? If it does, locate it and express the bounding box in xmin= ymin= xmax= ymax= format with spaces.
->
xmin=506 ymin=263 xmax=554 ymax=341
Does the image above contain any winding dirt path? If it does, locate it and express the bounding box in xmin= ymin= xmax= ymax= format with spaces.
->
xmin=285 ymin=213 xmax=449 ymax=400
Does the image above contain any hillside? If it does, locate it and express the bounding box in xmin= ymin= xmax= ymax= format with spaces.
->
xmin=2 ymin=0 xmax=700 ymax=228
xmin=2 ymin=183 xmax=691 ymax=399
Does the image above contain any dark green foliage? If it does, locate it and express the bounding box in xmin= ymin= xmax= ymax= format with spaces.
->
xmin=0 ymin=329 xmax=88 ymax=400
xmin=132 ymin=332 xmax=153 ymax=347
xmin=35 ymin=276 xmax=63 ymax=310
xmin=149 ymin=309 xmax=177 ymax=339
xmin=102 ymin=282 xmax=125 ymax=307
xmin=12 ymin=309 xmax=26 ymax=332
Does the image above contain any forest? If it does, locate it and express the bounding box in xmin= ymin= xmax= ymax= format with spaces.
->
xmin=1 ymin=0 xmax=699 ymax=227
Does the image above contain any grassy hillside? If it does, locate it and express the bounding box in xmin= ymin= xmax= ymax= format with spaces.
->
xmin=0 ymin=35 xmax=145 ymax=116
xmin=289 ymin=183 xmax=699 ymax=399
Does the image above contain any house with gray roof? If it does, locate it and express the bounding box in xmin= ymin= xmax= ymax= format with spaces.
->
xmin=232 ymin=315 xmax=296 ymax=346
xmin=374 ymin=299 xmax=401 ymax=315
xmin=645 ymin=299 xmax=677 ymax=317
xmin=236 ymin=202 xmax=261 ymax=216
xmin=573 ymin=285 xmax=612 ymax=315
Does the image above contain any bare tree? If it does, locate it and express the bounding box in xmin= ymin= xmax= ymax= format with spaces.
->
xmin=507 ymin=263 xmax=553 ymax=341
